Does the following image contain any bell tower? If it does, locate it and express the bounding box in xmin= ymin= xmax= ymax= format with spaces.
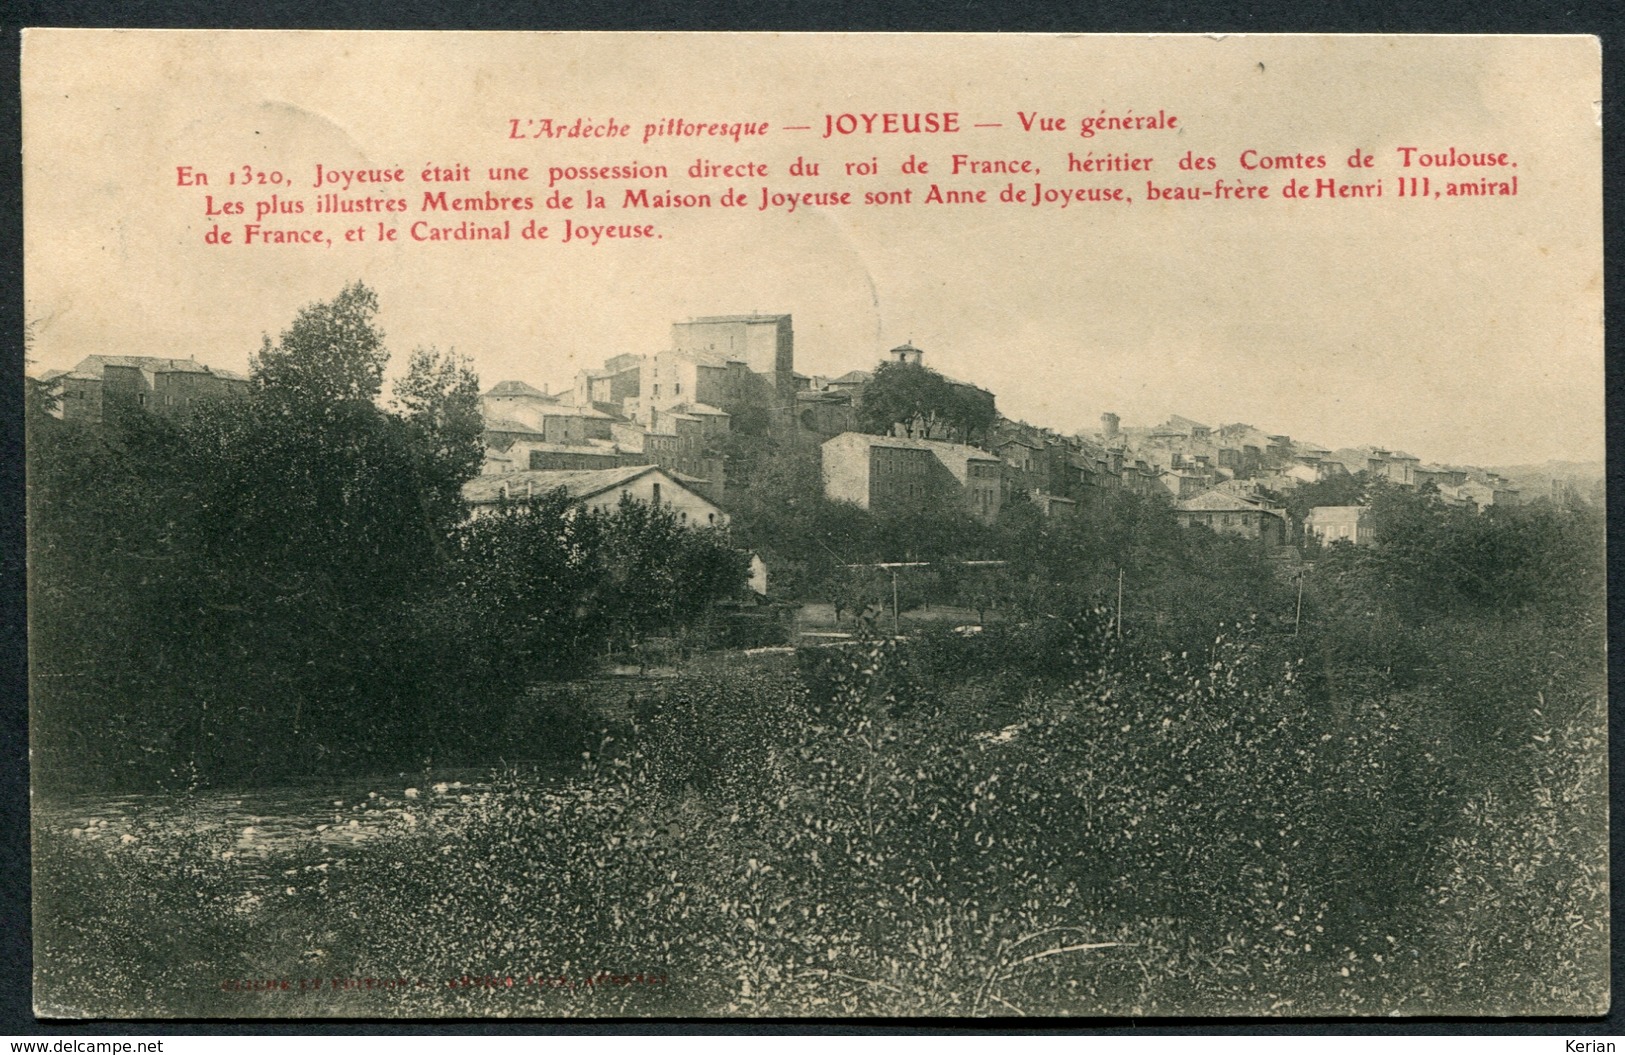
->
xmin=890 ymin=342 xmax=924 ymax=366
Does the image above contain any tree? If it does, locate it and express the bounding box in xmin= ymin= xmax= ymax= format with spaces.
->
xmin=251 ymin=281 xmax=388 ymax=413
xmin=953 ymin=565 xmax=1015 ymax=623
xmin=829 ymin=565 xmax=889 ymax=625
xmin=391 ymin=345 xmax=485 ymax=536
xmin=442 ymin=490 xmax=609 ymax=686
xmin=860 ymin=362 xmax=948 ymax=439
xmin=946 ymin=382 xmax=997 ymax=446
xmin=860 ymin=362 xmax=997 ymax=444
xmin=1283 ymin=470 xmax=1369 ymax=529
xmin=23 ymin=319 xmax=60 ymax=424
xmin=588 ymin=495 xmax=748 ymax=649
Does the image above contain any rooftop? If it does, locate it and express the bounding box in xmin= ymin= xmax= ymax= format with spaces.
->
xmin=826 ymin=431 xmax=1000 ymax=461
xmin=484 ymin=418 xmax=546 ymax=436
xmin=1177 ymin=490 xmax=1285 ymax=515
xmin=463 ymin=464 xmax=706 ymax=506
xmin=484 ymin=379 xmax=550 ymax=398
xmin=76 ymin=354 xmax=214 ymax=375
xmin=670 ymin=401 xmax=729 ymax=417
xmin=678 ymin=314 xmax=791 ymax=324
xmin=541 ymin=402 xmax=615 ymax=420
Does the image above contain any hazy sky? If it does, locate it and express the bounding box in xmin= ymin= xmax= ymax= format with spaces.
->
xmin=23 ymin=32 xmax=1601 ymax=466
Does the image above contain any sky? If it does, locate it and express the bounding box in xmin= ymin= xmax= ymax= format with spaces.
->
xmin=22 ymin=32 xmax=1602 ymax=467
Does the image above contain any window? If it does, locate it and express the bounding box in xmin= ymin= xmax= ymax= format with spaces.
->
xmin=674 ymin=382 xmax=682 ymax=395
xmin=652 ymin=482 xmax=662 ymax=507
xmin=707 ymin=512 xmax=715 ymax=525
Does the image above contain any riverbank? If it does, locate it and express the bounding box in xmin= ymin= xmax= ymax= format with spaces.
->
xmin=32 ymin=634 xmax=1607 ymax=1018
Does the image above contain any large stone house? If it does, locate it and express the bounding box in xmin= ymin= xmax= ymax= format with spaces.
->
xmin=1175 ymin=489 xmax=1288 ymax=546
xmin=481 ymin=379 xmax=559 ymax=429
xmin=1305 ymin=505 xmax=1374 ymax=546
xmin=821 ymin=431 xmax=1003 ymax=523
xmin=39 ymin=355 xmax=251 ymax=422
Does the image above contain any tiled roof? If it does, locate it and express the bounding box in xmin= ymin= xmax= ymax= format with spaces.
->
xmin=828 ymin=432 xmax=1000 ymax=461
xmin=1177 ymin=490 xmax=1284 ymax=514
xmin=1306 ymin=505 xmax=1369 ymax=521
xmin=484 ymin=418 xmax=547 ymax=436
xmin=464 ymin=464 xmax=705 ymax=505
xmin=679 ymin=314 xmax=790 ymax=324
xmin=76 ymin=355 xmax=213 ymax=374
xmin=484 ymin=380 xmax=550 ymax=397
xmin=542 ymin=402 xmax=615 ymax=420
xmin=671 ymin=401 xmax=729 ymax=417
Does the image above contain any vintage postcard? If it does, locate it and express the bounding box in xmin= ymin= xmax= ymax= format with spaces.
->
xmin=23 ymin=32 xmax=1604 ymax=1018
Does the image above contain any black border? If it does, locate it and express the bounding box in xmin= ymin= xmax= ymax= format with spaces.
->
xmin=2 ymin=3 xmax=1620 ymax=1039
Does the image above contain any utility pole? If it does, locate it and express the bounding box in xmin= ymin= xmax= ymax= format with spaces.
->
xmin=1116 ymin=568 xmax=1124 ymax=639
xmin=1293 ymin=569 xmax=1305 ymax=637
xmin=840 ymin=559 xmax=1008 ymax=637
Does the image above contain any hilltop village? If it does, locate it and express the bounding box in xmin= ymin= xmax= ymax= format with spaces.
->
xmin=454 ymin=312 xmax=1538 ymax=555
xmin=39 ymin=313 xmax=1553 ymax=571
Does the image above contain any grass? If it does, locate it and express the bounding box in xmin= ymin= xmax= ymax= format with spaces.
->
xmin=32 ymin=625 xmax=1608 ymax=1018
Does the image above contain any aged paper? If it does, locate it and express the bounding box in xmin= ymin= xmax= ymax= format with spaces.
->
xmin=24 ymin=32 xmax=1604 ymax=1018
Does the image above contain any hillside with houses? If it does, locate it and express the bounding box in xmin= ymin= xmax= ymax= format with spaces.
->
xmin=430 ymin=309 xmax=1589 ymax=594
xmin=32 ymin=307 xmax=1601 ymax=629
xmin=31 ymin=304 xmax=1600 ymax=634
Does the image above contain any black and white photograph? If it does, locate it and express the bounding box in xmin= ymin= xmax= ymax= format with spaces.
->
xmin=21 ymin=31 xmax=1606 ymax=1018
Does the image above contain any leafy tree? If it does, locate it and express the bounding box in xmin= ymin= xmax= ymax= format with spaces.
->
xmin=441 ymin=490 xmax=609 ymax=687
xmin=1283 ymin=469 xmax=1369 ymax=528
xmin=858 ymin=361 xmax=994 ymax=443
xmin=952 ymin=564 xmax=1014 ymax=623
xmin=946 ymin=381 xmax=997 ymax=445
xmin=23 ymin=319 xmax=61 ymax=425
xmin=589 ymin=495 xmax=748 ymax=650
xmin=251 ymin=281 xmax=388 ymax=412
xmin=828 ymin=565 xmax=889 ymax=625
xmin=391 ymin=345 xmax=485 ymax=536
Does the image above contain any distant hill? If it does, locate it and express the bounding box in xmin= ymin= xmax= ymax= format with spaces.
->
xmin=1484 ymin=460 xmax=1605 ymax=500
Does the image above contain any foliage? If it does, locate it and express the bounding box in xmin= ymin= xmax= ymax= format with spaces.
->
xmin=1310 ymin=484 xmax=1606 ymax=624
xmin=29 ymin=284 xmax=745 ymax=790
xmin=858 ymin=361 xmax=996 ymax=444
xmin=34 ymin=593 xmax=1606 ymax=1014
xmin=251 ymin=282 xmax=390 ymax=411
xmin=28 ymin=282 xmax=1607 ymax=1016
xmin=588 ymin=495 xmax=749 ymax=649
xmin=391 ymin=346 xmax=486 ymax=535
xmin=1281 ymin=469 xmax=1369 ymax=528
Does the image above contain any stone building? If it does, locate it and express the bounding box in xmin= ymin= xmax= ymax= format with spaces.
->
xmin=573 ymin=353 xmax=643 ymax=413
xmin=1305 ymin=505 xmax=1374 ymax=546
xmin=821 ymin=431 xmax=1003 ymax=523
xmin=1175 ymin=490 xmax=1288 ymax=547
xmin=670 ymin=314 xmax=795 ymax=402
xmin=481 ymin=380 xmax=559 ymax=429
xmin=40 ymin=355 xmax=251 ymax=422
